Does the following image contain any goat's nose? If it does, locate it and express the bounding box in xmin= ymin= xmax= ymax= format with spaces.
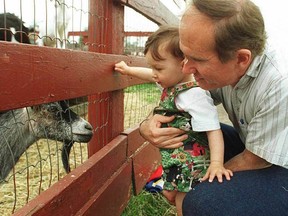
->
xmin=85 ymin=123 xmax=93 ymax=131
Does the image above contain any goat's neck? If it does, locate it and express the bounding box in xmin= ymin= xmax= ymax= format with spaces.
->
xmin=0 ymin=108 xmax=37 ymax=156
xmin=0 ymin=108 xmax=37 ymax=180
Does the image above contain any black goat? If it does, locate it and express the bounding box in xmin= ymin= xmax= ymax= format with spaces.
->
xmin=0 ymin=13 xmax=32 ymax=43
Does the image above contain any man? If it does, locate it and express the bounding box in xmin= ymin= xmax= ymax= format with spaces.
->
xmin=140 ymin=0 xmax=288 ymax=215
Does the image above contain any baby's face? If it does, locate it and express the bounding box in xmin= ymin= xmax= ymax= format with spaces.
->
xmin=146 ymin=46 xmax=192 ymax=88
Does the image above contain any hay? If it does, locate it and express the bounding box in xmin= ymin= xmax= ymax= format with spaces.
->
xmin=0 ymin=139 xmax=88 ymax=215
xmin=0 ymin=85 xmax=160 ymax=215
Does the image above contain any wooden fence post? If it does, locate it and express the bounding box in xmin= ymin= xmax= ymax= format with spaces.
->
xmin=88 ymin=0 xmax=125 ymax=156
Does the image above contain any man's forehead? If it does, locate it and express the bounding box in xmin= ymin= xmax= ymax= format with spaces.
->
xmin=183 ymin=5 xmax=202 ymax=17
xmin=180 ymin=6 xmax=214 ymax=28
xmin=179 ymin=10 xmax=215 ymax=52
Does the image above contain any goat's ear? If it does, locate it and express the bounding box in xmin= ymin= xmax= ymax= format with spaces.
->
xmin=60 ymin=100 xmax=69 ymax=110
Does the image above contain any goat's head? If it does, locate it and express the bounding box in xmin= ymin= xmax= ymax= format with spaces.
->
xmin=30 ymin=101 xmax=93 ymax=143
xmin=31 ymin=100 xmax=93 ymax=173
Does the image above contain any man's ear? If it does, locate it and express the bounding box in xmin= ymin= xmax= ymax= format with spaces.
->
xmin=236 ymin=49 xmax=252 ymax=69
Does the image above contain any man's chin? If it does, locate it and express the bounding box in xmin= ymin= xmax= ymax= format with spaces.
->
xmin=196 ymin=81 xmax=209 ymax=89
xmin=197 ymin=81 xmax=218 ymax=90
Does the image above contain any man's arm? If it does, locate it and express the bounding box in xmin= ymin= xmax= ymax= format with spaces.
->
xmin=224 ymin=149 xmax=272 ymax=172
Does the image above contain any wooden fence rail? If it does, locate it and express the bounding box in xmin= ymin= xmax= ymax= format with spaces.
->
xmin=0 ymin=0 xmax=180 ymax=214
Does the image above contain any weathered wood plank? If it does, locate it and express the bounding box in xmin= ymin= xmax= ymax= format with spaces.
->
xmin=132 ymin=141 xmax=161 ymax=194
xmin=122 ymin=126 xmax=146 ymax=157
xmin=122 ymin=126 xmax=161 ymax=194
xmin=0 ymin=42 xmax=148 ymax=111
xmin=77 ymin=161 xmax=133 ymax=216
xmin=13 ymin=135 xmax=128 ymax=216
xmin=115 ymin=0 xmax=179 ymax=25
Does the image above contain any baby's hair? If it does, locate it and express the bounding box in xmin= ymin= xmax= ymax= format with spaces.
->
xmin=144 ymin=25 xmax=184 ymax=61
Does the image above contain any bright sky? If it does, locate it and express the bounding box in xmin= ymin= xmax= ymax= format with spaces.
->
xmin=126 ymin=0 xmax=288 ymax=35
xmin=125 ymin=0 xmax=288 ymax=56
xmin=251 ymin=0 xmax=288 ymax=57
xmin=1 ymin=0 xmax=288 ymax=53
xmin=0 ymin=0 xmax=89 ymax=31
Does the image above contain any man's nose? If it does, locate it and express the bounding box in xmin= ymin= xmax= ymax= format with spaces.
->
xmin=182 ymin=58 xmax=196 ymax=74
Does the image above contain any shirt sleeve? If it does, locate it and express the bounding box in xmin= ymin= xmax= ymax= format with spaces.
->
xmin=175 ymin=87 xmax=220 ymax=132
xmin=245 ymin=76 xmax=288 ymax=167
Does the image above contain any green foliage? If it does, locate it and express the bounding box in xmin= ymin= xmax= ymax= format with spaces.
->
xmin=121 ymin=190 xmax=176 ymax=216
xmin=124 ymin=39 xmax=145 ymax=55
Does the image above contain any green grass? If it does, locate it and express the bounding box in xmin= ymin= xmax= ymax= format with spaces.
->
xmin=124 ymin=83 xmax=157 ymax=93
xmin=121 ymin=190 xmax=176 ymax=216
xmin=123 ymin=84 xmax=174 ymax=215
xmin=124 ymin=83 xmax=161 ymax=104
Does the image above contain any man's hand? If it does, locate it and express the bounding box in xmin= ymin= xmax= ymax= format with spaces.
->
xmin=139 ymin=114 xmax=188 ymax=149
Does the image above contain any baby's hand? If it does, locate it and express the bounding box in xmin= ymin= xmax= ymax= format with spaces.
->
xmin=200 ymin=161 xmax=233 ymax=183
xmin=114 ymin=61 xmax=131 ymax=75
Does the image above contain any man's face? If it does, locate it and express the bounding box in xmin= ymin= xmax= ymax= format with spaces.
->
xmin=179 ymin=6 xmax=244 ymax=90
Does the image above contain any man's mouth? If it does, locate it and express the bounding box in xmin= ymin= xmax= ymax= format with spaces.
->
xmin=193 ymin=76 xmax=201 ymax=82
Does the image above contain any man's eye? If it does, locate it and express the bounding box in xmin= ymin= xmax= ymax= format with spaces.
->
xmin=186 ymin=56 xmax=205 ymax=62
xmin=193 ymin=57 xmax=206 ymax=62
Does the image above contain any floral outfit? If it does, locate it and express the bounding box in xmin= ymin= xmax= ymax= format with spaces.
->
xmin=154 ymin=81 xmax=211 ymax=192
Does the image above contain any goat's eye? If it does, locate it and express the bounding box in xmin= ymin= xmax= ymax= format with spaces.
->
xmin=47 ymin=106 xmax=59 ymax=113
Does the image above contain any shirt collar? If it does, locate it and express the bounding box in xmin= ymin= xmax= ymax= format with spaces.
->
xmin=246 ymin=53 xmax=265 ymax=78
xmin=235 ymin=51 xmax=266 ymax=89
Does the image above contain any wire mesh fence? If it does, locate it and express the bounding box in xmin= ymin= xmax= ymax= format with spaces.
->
xmin=0 ymin=87 xmax=160 ymax=215
xmin=124 ymin=83 xmax=160 ymax=129
xmin=122 ymin=6 xmax=161 ymax=129
xmin=0 ymin=0 xmax=163 ymax=214
xmin=0 ymin=98 xmax=90 ymax=214
xmin=0 ymin=0 xmax=89 ymax=49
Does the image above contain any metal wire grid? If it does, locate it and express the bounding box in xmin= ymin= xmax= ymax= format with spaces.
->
xmin=0 ymin=1 xmax=162 ymax=214
xmin=0 ymin=0 xmax=90 ymax=50
xmin=0 ymin=98 xmax=89 ymax=214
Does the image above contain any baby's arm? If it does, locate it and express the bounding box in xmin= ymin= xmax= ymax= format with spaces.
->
xmin=201 ymin=129 xmax=233 ymax=183
xmin=114 ymin=61 xmax=154 ymax=82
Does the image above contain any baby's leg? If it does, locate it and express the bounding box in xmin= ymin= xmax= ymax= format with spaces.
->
xmin=175 ymin=192 xmax=186 ymax=216
xmin=162 ymin=189 xmax=177 ymax=205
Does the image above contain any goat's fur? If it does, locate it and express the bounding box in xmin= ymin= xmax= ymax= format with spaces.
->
xmin=0 ymin=101 xmax=93 ymax=181
xmin=0 ymin=13 xmax=93 ymax=181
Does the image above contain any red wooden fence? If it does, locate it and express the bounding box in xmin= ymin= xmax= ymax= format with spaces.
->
xmin=0 ymin=0 xmax=179 ymax=215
